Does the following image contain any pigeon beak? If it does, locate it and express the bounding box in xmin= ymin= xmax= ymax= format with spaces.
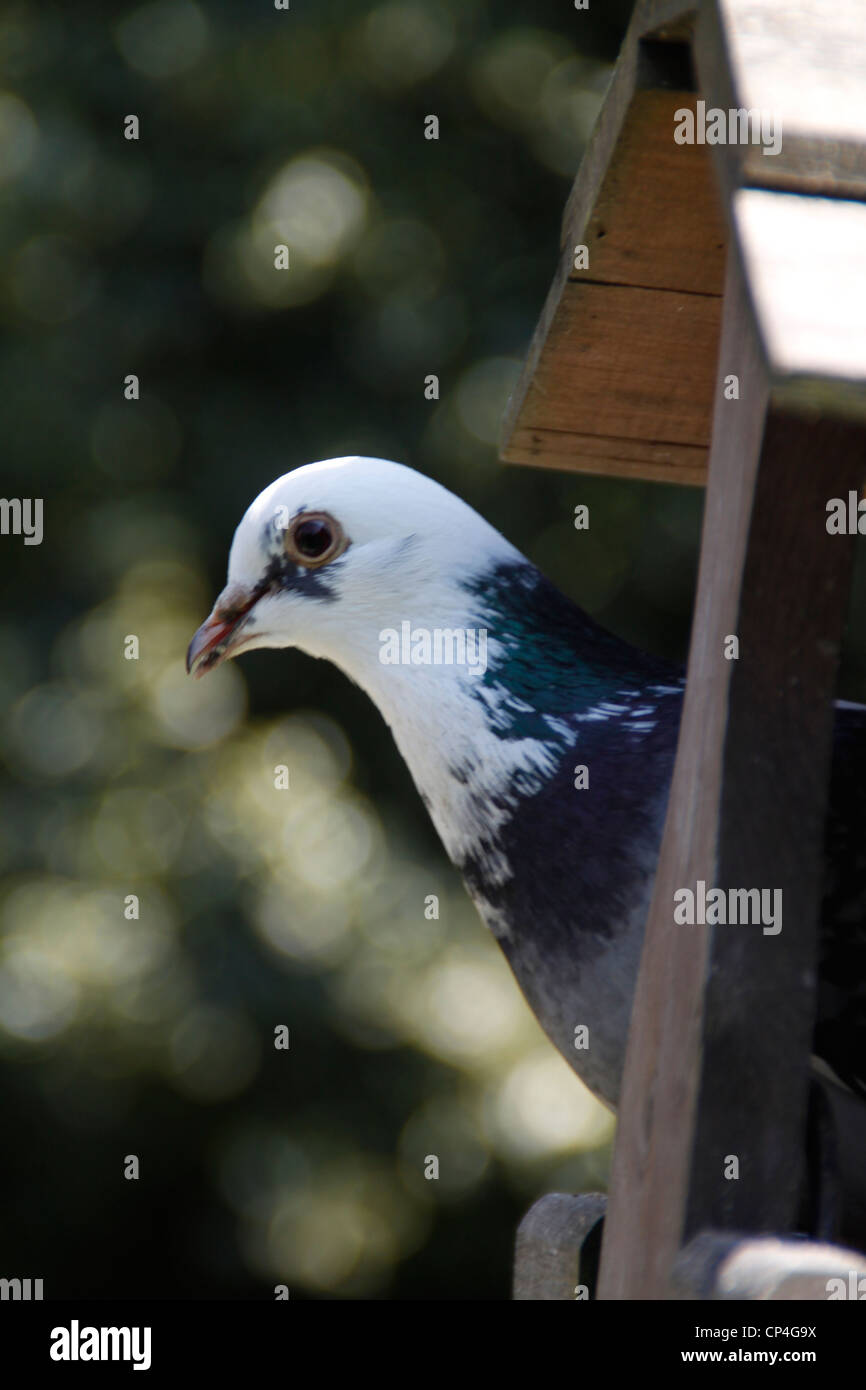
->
xmin=186 ymin=584 xmax=264 ymax=679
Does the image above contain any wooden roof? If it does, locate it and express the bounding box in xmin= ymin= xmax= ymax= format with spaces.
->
xmin=500 ymin=0 xmax=866 ymax=487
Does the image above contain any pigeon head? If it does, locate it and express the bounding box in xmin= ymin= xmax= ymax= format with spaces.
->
xmin=187 ymin=455 xmax=519 ymax=685
xmin=187 ymin=454 xmax=577 ymax=890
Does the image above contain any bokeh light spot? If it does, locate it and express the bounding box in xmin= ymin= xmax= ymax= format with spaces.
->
xmin=115 ymin=0 xmax=209 ymax=80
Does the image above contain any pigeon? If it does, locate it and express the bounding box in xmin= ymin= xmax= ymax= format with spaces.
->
xmin=187 ymin=455 xmax=866 ymax=1109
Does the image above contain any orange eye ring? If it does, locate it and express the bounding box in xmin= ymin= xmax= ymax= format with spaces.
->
xmin=283 ymin=511 xmax=348 ymax=568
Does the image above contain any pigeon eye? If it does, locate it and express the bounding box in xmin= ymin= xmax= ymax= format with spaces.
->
xmin=284 ymin=512 xmax=347 ymax=568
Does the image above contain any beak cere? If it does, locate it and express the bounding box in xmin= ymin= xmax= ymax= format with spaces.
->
xmin=186 ymin=584 xmax=264 ymax=679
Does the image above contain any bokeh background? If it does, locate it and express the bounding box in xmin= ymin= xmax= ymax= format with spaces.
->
xmin=3 ymin=0 xmax=866 ymax=1301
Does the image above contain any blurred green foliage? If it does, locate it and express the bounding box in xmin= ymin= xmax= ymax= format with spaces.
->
xmin=2 ymin=0 xmax=865 ymax=1301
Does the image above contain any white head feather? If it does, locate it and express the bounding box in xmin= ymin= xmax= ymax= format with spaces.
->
xmin=190 ymin=456 xmax=563 ymax=890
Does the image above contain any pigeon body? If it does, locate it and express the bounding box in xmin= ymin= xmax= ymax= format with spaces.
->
xmin=188 ymin=456 xmax=866 ymax=1108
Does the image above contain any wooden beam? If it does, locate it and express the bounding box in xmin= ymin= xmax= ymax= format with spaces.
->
xmin=562 ymin=85 xmax=726 ymax=296
xmin=500 ymin=277 xmax=721 ymax=483
xmin=500 ymin=2 xmax=726 ymax=484
xmin=596 ymin=249 xmax=866 ymax=1299
xmin=696 ymin=0 xmax=866 ymax=205
xmin=735 ymin=191 xmax=866 ymax=417
xmin=501 ymin=427 xmax=707 ymax=485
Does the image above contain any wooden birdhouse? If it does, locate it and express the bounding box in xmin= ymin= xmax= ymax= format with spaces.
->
xmin=505 ymin=0 xmax=866 ymax=1301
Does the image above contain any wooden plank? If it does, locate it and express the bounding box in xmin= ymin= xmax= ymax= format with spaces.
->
xmin=597 ymin=254 xmax=762 ymax=1299
xmin=501 ymin=2 xmax=727 ymax=483
xmin=735 ymin=190 xmax=866 ymax=417
xmin=696 ymin=0 xmax=866 ymax=202
xmin=555 ymin=3 xmax=699 ymax=268
xmin=681 ymin=404 xmax=863 ymax=1240
xmin=597 ymin=251 xmax=866 ymax=1299
xmin=502 ymin=427 xmax=707 ymax=485
xmin=504 ymin=278 xmax=721 ymax=471
xmin=513 ymin=1193 xmax=607 ymax=1301
xmin=564 ymin=88 xmax=727 ymax=295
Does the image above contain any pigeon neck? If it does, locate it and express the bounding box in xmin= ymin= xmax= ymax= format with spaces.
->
xmin=340 ymin=559 xmax=667 ymax=886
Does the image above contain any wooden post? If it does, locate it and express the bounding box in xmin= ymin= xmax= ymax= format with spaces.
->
xmin=598 ymin=241 xmax=866 ymax=1297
